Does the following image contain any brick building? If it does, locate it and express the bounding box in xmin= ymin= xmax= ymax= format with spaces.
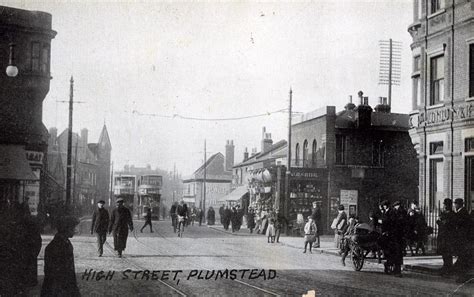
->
xmin=290 ymin=96 xmax=418 ymax=233
xmin=46 ymin=125 xmax=111 ymax=215
xmin=407 ymin=0 xmax=474 ymax=215
xmin=0 ymin=6 xmax=56 ymax=215
xmin=183 ymin=146 xmax=233 ymax=210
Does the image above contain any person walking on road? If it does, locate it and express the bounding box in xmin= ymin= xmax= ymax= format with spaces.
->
xmin=207 ymin=207 xmax=215 ymax=225
xmin=90 ymin=200 xmax=109 ymax=257
xmin=41 ymin=216 xmax=81 ymax=297
xmin=223 ymin=205 xmax=232 ymax=231
xmin=170 ymin=202 xmax=178 ymax=233
xmin=219 ymin=204 xmax=225 ymax=226
xmin=108 ymin=198 xmax=134 ymax=258
xmin=140 ymin=208 xmax=153 ymax=233
xmin=197 ymin=208 xmax=204 ymax=226
xmin=452 ymin=198 xmax=472 ymax=282
xmin=247 ymin=208 xmax=256 ymax=233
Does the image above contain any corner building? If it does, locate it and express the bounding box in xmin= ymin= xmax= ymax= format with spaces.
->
xmin=408 ymin=0 xmax=474 ymax=217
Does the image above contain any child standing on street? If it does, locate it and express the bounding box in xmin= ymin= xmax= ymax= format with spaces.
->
xmin=266 ymin=219 xmax=276 ymax=243
xmin=303 ymin=217 xmax=317 ymax=253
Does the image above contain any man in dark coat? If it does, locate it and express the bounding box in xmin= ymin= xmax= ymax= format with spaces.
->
xmin=41 ymin=216 xmax=81 ymax=297
xmin=176 ymin=200 xmax=188 ymax=237
xmin=436 ymin=198 xmax=456 ymax=274
xmin=91 ymin=200 xmax=110 ymax=257
xmin=452 ymin=198 xmax=472 ymax=281
xmin=219 ymin=204 xmax=225 ymax=226
xmin=140 ymin=208 xmax=153 ymax=233
xmin=223 ymin=205 xmax=232 ymax=230
xmin=108 ymin=198 xmax=134 ymax=257
xmin=381 ymin=200 xmax=405 ymax=277
xmin=247 ymin=208 xmax=256 ymax=233
xmin=170 ymin=202 xmax=178 ymax=233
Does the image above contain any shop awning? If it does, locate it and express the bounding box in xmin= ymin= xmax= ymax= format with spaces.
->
xmin=0 ymin=145 xmax=37 ymax=180
xmin=183 ymin=197 xmax=195 ymax=204
xmin=218 ymin=185 xmax=249 ymax=202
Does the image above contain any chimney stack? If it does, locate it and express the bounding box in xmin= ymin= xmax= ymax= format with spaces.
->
xmin=374 ymin=96 xmax=391 ymax=113
xmin=261 ymin=127 xmax=273 ymax=153
xmin=225 ymin=140 xmax=235 ymax=171
xmin=356 ymin=91 xmax=373 ymax=128
xmin=344 ymin=95 xmax=356 ymax=111
xmin=251 ymin=148 xmax=257 ymax=157
xmin=243 ymin=147 xmax=249 ymax=161
xmin=48 ymin=127 xmax=58 ymax=150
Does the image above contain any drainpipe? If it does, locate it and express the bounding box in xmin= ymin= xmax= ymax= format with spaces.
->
xmin=450 ymin=0 xmax=455 ymax=201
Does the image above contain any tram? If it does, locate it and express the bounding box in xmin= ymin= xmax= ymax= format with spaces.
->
xmin=137 ymin=174 xmax=162 ymax=220
xmin=113 ymin=174 xmax=137 ymax=213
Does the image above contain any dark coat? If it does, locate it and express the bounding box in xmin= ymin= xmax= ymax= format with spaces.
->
xmin=223 ymin=208 xmax=232 ymax=225
xmin=311 ymin=208 xmax=322 ymax=235
xmin=144 ymin=209 xmax=152 ymax=222
xmin=453 ymin=207 xmax=471 ymax=252
xmin=335 ymin=211 xmax=348 ymax=234
xmin=41 ymin=234 xmax=81 ymax=297
xmin=219 ymin=206 xmax=225 ymax=223
xmin=437 ymin=209 xmax=456 ymax=254
xmin=91 ymin=208 xmax=110 ymax=234
xmin=108 ymin=206 xmax=133 ymax=251
xmin=207 ymin=208 xmax=215 ymax=225
xmin=177 ymin=204 xmax=188 ymax=217
xmin=247 ymin=212 xmax=256 ymax=229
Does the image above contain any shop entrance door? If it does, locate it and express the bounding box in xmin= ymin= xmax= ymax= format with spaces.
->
xmin=466 ymin=156 xmax=474 ymax=212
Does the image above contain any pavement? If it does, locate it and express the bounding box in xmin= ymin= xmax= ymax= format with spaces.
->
xmin=207 ymin=224 xmax=445 ymax=275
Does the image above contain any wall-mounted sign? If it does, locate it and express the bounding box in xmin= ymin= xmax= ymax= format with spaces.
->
xmin=26 ymin=151 xmax=44 ymax=166
xmin=410 ymin=103 xmax=474 ymax=128
xmin=289 ymin=168 xmax=327 ymax=180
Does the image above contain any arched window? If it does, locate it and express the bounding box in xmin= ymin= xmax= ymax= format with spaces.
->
xmin=303 ymin=140 xmax=308 ymax=167
xmin=312 ymin=140 xmax=317 ymax=167
xmin=295 ymin=143 xmax=300 ymax=166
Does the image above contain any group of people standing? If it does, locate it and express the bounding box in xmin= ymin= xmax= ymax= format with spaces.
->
xmin=219 ymin=204 xmax=244 ymax=232
xmin=168 ymin=200 xmax=217 ymax=236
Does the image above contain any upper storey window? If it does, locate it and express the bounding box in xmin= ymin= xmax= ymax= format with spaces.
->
xmin=430 ymin=55 xmax=444 ymax=105
xmin=430 ymin=0 xmax=445 ymax=14
xmin=31 ymin=42 xmax=40 ymax=72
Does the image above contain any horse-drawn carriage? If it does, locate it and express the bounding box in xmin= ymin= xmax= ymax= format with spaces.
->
xmin=343 ymin=223 xmax=397 ymax=274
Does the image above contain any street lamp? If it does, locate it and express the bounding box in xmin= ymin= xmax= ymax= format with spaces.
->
xmin=6 ymin=43 xmax=18 ymax=77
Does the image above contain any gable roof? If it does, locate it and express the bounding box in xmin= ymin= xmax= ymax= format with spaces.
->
xmin=193 ymin=152 xmax=223 ymax=175
xmin=98 ymin=124 xmax=111 ymax=149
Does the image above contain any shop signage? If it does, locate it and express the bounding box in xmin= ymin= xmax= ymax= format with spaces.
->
xmin=26 ymin=151 xmax=44 ymax=166
xmin=340 ymin=189 xmax=358 ymax=216
xmin=410 ymin=103 xmax=474 ymax=128
xmin=289 ymin=168 xmax=327 ymax=180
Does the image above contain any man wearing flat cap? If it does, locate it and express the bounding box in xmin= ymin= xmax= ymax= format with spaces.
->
xmin=108 ymin=198 xmax=134 ymax=257
xmin=452 ymin=198 xmax=472 ymax=282
xmin=91 ymin=200 xmax=110 ymax=257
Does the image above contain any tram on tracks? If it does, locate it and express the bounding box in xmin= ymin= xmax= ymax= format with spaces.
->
xmin=137 ymin=174 xmax=162 ymax=220
xmin=113 ymin=174 xmax=137 ymax=213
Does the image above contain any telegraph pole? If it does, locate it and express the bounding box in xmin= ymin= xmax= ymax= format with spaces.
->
xmin=203 ymin=139 xmax=207 ymax=213
xmin=285 ymin=88 xmax=292 ymax=232
xmin=66 ymin=76 xmax=74 ymax=211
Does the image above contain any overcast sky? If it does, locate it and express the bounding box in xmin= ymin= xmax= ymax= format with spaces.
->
xmin=6 ymin=0 xmax=413 ymax=176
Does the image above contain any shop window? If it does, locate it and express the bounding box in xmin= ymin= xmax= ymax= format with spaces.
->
xmin=295 ymin=143 xmax=300 ymax=166
xmin=469 ymin=44 xmax=474 ymax=98
xmin=336 ymin=135 xmax=346 ymax=165
xmin=372 ymin=140 xmax=384 ymax=167
xmin=429 ymin=158 xmax=444 ymax=211
xmin=312 ymin=140 xmax=317 ymax=167
xmin=302 ymin=140 xmax=308 ymax=167
xmin=430 ymin=141 xmax=444 ymax=155
xmin=430 ymin=55 xmax=444 ymax=105
xmin=430 ymin=0 xmax=444 ymax=14
xmin=31 ymin=42 xmax=40 ymax=72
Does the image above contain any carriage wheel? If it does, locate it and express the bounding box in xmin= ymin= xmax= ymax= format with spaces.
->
xmin=351 ymin=245 xmax=365 ymax=271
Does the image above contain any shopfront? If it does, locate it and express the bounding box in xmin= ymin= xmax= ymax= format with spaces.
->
xmin=288 ymin=168 xmax=328 ymax=233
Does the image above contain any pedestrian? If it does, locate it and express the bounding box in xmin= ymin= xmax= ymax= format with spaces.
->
xmin=170 ymin=202 xmax=178 ymax=233
xmin=247 ymin=208 xmax=256 ymax=233
xmin=406 ymin=209 xmax=428 ymax=256
xmin=231 ymin=206 xmax=238 ymax=233
xmin=90 ymin=200 xmax=110 ymax=257
xmin=311 ymin=202 xmax=322 ymax=246
xmin=161 ymin=204 xmax=167 ymax=220
xmin=451 ymin=198 xmax=472 ymax=282
xmin=303 ymin=216 xmax=317 ymax=253
xmin=41 ymin=216 xmax=81 ymax=297
xmin=176 ymin=200 xmax=188 ymax=237
xmin=219 ymin=204 xmax=225 ymax=226
xmin=21 ymin=213 xmax=42 ymax=287
xmin=223 ymin=205 xmax=232 ymax=231
xmin=339 ymin=214 xmax=359 ymax=266
xmin=437 ymin=198 xmax=456 ymax=274
xmin=381 ymin=200 xmax=405 ymax=277
xmin=332 ymin=205 xmax=347 ymax=248
xmin=108 ymin=198 xmax=134 ymax=258
xmin=266 ymin=218 xmax=276 ymax=243
xmin=140 ymin=208 xmax=153 ymax=233
xmin=207 ymin=207 xmax=215 ymax=225
xmin=197 ymin=208 xmax=204 ymax=226
xmin=274 ymin=211 xmax=288 ymax=244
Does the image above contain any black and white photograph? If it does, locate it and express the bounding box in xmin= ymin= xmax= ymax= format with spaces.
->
xmin=0 ymin=0 xmax=473 ymax=296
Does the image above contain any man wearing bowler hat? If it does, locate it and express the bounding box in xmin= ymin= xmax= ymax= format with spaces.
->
xmin=108 ymin=198 xmax=133 ymax=257
xmin=91 ymin=200 xmax=109 ymax=257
